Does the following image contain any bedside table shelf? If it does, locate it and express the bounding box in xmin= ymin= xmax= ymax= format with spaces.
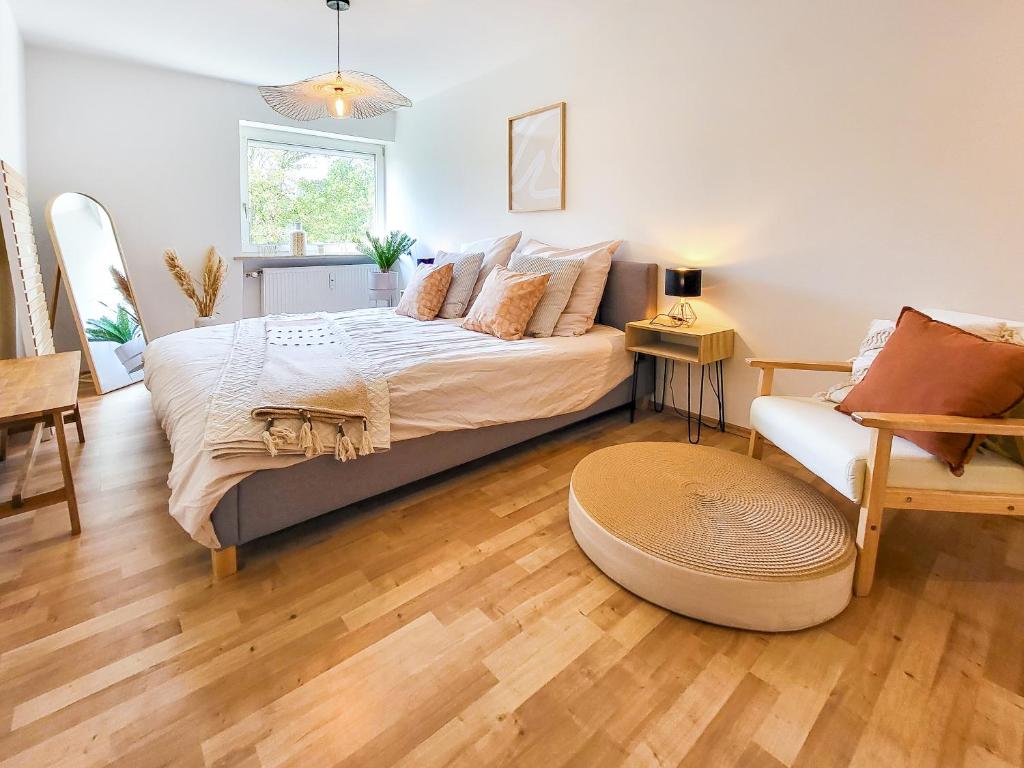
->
xmin=624 ymin=319 xmax=735 ymax=442
xmin=624 ymin=341 xmax=700 ymax=365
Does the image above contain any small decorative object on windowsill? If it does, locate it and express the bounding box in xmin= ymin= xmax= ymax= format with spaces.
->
xmin=164 ymin=246 xmax=227 ymax=328
xmin=651 ymin=267 xmax=702 ymax=328
xmin=290 ymin=222 xmax=307 ymax=257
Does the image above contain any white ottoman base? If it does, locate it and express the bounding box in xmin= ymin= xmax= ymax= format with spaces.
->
xmin=569 ymin=488 xmax=854 ymax=632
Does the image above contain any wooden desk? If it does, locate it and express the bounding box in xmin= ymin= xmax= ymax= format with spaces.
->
xmin=625 ymin=319 xmax=735 ymax=441
xmin=0 ymin=352 xmax=85 ymax=532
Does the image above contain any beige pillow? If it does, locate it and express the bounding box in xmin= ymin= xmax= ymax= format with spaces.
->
xmin=507 ymin=253 xmax=584 ymax=338
xmin=395 ymin=262 xmax=454 ymax=321
xmin=433 ymin=250 xmax=484 ymax=318
xmin=519 ymin=239 xmax=622 ymax=336
xmin=462 ymin=266 xmax=551 ymax=341
xmin=462 ymin=232 xmax=522 ymax=305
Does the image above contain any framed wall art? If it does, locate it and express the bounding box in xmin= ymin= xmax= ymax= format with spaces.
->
xmin=508 ymin=102 xmax=565 ymax=212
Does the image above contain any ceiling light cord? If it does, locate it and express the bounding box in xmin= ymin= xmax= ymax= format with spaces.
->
xmin=336 ymin=5 xmax=341 ymax=75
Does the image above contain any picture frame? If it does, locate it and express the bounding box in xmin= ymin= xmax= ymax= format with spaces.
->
xmin=508 ymin=102 xmax=566 ymax=212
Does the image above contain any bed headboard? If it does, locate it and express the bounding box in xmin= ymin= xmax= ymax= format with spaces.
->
xmin=597 ymin=260 xmax=658 ymax=330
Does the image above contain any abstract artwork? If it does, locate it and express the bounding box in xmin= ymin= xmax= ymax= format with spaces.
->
xmin=508 ymin=102 xmax=565 ymax=212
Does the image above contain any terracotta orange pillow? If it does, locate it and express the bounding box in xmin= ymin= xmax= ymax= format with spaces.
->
xmin=462 ymin=266 xmax=551 ymax=341
xmin=395 ymin=262 xmax=454 ymax=321
xmin=838 ymin=307 xmax=1024 ymax=474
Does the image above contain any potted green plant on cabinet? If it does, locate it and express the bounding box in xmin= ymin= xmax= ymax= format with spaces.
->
xmin=358 ymin=230 xmax=416 ymax=293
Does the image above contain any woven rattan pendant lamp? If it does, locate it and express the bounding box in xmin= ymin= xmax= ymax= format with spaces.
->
xmin=258 ymin=0 xmax=412 ymax=121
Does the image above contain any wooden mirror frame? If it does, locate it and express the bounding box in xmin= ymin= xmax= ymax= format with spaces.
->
xmin=45 ymin=193 xmax=149 ymax=394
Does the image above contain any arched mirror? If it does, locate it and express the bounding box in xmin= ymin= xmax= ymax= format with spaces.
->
xmin=46 ymin=193 xmax=147 ymax=394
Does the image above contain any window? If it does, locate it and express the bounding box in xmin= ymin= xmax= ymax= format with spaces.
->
xmin=239 ymin=123 xmax=385 ymax=253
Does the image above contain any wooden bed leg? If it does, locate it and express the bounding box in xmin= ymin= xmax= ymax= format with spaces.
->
xmin=854 ymin=429 xmax=893 ymax=597
xmin=211 ymin=546 xmax=238 ymax=580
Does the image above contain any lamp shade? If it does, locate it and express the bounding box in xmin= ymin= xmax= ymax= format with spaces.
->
xmin=665 ymin=268 xmax=702 ymax=298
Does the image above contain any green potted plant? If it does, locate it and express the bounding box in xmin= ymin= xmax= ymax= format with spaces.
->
xmin=85 ymin=305 xmax=144 ymax=373
xmin=357 ymin=230 xmax=416 ymax=292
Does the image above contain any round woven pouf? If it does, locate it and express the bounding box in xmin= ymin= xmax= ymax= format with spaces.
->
xmin=569 ymin=443 xmax=855 ymax=631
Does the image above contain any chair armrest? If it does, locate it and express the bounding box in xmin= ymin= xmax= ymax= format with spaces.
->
xmin=851 ymin=412 xmax=1024 ymax=436
xmin=746 ymin=358 xmax=854 ymax=373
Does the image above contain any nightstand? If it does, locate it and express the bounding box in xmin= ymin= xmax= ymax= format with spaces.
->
xmin=625 ymin=319 xmax=735 ymax=442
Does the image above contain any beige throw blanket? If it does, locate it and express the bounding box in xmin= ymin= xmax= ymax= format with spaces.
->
xmin=204 ymin=315 xmax=390 ymax=461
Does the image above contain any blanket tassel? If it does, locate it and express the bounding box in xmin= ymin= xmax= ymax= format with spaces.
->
xmin=335 ymin=425 xmax=346 ymax=462
xmin=334 ymin=424 xmax=356 ymax=462
xmin=299 ymin=415 xmax=317 ymax=458
xmin=261 ymin=420 xmax=278 ymax=457
xmin=359 ymin=418 xmax=374 ymax=456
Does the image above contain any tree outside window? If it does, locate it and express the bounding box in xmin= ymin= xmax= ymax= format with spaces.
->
xmin=246 ymin=143 xmax=376 ymax=250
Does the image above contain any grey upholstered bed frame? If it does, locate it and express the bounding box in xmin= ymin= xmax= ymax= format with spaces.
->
xmin=208 ymin=260 xmax=657 ymax=576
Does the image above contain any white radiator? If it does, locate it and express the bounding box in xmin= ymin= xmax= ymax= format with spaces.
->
xmin=261 ymin=264 xmax=375 ymax=314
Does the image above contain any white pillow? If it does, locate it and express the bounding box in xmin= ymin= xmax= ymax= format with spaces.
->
xmin=433 ymin=250 xmax=484 ymax=318
xmin=462 ymin=232 xmax=522 ymax=305
xmin=519 ymin=239 xmax=623 ymax=336
xmin=507 ymin=253 xmax=584 ymax=338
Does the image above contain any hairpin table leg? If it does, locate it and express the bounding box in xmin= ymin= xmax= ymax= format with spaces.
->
xmin=686 ymin=363 xmax=707 ymax=444
xmin=629 ymin=353 xmax=640 ymax=423
xmin=717 ymin=360 xmax=726 ymax=431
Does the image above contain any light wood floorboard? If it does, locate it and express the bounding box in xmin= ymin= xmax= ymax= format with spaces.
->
xmin=0 ymin=383 xmax=1022 ymax=767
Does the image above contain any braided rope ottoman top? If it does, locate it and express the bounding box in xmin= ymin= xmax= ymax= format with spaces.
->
xmin=569 ymin=443 xmax=855 ymax=631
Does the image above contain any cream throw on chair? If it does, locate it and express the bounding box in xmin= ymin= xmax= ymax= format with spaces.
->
xmin=205 ymin=315 xmax=390 ymax=461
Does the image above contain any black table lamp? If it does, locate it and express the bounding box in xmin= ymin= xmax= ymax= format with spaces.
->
xmin=663 ymin=267 xmax=702 ymax=326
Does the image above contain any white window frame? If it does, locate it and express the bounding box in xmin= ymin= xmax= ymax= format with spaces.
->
xmin=239 ymin=123 xmax=386 ymax=254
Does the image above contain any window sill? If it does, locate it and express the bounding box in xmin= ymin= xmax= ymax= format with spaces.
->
xmin=234 ymin=251 xmax=366 ymax=261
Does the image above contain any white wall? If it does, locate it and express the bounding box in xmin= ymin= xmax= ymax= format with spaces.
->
xmin=26 ymin=46 xmax=396 ymax=347
xmin=0 ymin=0 xmax=24 ymax=171
xmin=390 ymin=0 xmax=1024 ymax=427
xmin=0 ymin=0 xmax=25 ymax=358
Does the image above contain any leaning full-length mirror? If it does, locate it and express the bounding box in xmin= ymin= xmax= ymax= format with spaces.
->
xmin=46 ymin=193 xmax=147 ymax=394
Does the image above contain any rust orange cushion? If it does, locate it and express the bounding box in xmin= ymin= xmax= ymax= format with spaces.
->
xmin=395 ymin=262 xmax=454 ymax=321
xmin=462 ymin=266 xmax=550 ymax=341
xmin=837 ymin=307 xmax=1024 ymax=474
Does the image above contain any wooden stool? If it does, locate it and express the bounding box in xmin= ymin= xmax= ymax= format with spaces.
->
xmin=0 ymin=352 xmax=85 ymax=533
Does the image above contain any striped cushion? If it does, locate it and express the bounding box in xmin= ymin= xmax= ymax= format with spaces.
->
xmin=434 ymin=250 xmax=484 ymax=318
xmin=507 ymin=254 xmax=585 ymax=338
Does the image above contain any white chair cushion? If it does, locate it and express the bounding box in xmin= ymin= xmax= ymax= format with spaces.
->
xmin=750 ymin=396 xmax=1024 ymax=504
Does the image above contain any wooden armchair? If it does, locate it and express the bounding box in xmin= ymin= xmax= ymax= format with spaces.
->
xmin=746 ymin=358 xmax=1024 ymax=597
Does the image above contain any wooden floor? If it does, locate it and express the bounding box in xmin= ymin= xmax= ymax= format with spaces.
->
xmin=0 ymin=384 xmax=1022 ymax=768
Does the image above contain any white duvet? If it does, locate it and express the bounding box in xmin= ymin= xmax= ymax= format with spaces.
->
xmin=144 ymin=308 xmax=632 ymax=548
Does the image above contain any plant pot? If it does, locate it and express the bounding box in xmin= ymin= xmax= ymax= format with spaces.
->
xmin=194 ymin=316 xmax=222 ymax=328
xmin=114 ymin=335 xmax=146 ymax=374
xmin=368 ymin=270 xmax=398 ymax=291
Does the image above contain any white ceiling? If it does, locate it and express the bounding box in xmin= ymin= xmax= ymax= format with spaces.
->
xmin=9 ymin=0 xmax=613 ymax=101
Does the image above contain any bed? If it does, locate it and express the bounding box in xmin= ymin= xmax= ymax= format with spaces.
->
xmin=144 ymin=260 xmax=656 ymax=576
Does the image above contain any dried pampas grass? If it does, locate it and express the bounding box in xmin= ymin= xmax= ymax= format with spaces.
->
xmin=109 ymin=265 xmax=139 ymax=324
xmin=164 ymin=247 xmax=226 ymax=318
